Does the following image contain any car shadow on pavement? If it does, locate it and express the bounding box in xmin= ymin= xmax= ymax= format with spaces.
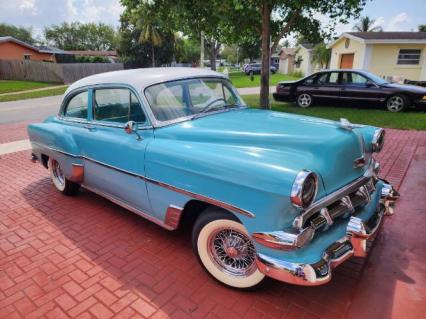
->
xmin=18 ymin=174 xmax=405 ymax=318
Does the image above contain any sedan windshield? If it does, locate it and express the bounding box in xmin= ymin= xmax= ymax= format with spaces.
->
xmin=364 ymin=71 xmax=388 ymax=85
xmin=145 ymin=78 xmax=246 ymax=122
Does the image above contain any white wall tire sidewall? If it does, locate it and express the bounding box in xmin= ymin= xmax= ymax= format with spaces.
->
xmin=197 ymin=219 xmax=265 ymax=288
xmin=48 ymin=158 xmax=66 ymax=192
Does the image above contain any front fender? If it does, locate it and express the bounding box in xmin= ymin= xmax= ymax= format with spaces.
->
xmin=145 ymin=138 xmax=326 ymax=233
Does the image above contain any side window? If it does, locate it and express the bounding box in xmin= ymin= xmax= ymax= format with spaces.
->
xmin=350 ymin=73 xmax=368 ymax=85
xmin=94 ymin=88 xmax=146 ymax=123
xmin=64 ymin=91 xmax=88 ymax=119
xmin=341 ymin=72 xmax=351 ymax=84
xmin=316 ymin=73 xmax=329 ymax=85
xmin=304 ymin=75 xmax=316 ymax=85
xmin=328 ymin=72 xmax=339 ymax=84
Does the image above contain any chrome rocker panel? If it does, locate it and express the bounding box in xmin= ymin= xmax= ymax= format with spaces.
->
xmin=255 ymin=182 xmax=398 ymax=286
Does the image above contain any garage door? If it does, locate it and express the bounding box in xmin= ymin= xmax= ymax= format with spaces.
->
xmin=340 ymin=54 xmax=354 ymax=69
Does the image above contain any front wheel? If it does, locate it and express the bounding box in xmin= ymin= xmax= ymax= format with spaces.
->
xmin=296 ymin=93 xmax=313 ymax=108
xmin=386 ymin=95 xmax=407 ymax=112
xmin=192 ymin=208 xmax=265 ymax=289
xmin=48 ymin=158 xmax=80 ymax=196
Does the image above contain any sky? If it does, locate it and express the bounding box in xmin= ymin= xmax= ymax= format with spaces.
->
xmin=0 ymin=0 xmax=425 ymax=39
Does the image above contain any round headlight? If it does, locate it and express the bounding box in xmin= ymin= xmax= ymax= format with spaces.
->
xmin=291 ymin=170 xmax=318 ymax=209
xmin=372 ymin=128 xmax=385 ymax=153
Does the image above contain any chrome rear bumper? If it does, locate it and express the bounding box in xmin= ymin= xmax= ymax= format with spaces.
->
xmin=255 ymin=181 xmax=399 ymax=286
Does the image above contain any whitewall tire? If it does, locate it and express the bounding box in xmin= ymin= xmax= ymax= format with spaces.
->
xmin=192 ymin=209 xmax=265 ymax=289
xmin=48 ymin=158 xmax=80 ymax=196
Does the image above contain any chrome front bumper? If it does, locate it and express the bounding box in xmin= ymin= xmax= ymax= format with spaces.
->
xmin=255 ymin=181 xmax=399 ymax=286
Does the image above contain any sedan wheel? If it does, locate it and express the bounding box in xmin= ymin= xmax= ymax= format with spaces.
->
xmin=48 ymin=158 xmax=80 ymax=196
xmin=386 ymin=95 xmax=406 ymax=112
xmin=192 ymin=209 xmax=265 ymax=289
xmin=297 ymin=93 xmax=313 ymax=108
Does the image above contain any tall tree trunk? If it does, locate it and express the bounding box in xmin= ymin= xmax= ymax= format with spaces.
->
xmin=200 ymin=31 xmax=204 ymax=67
xmin=151 ymin=43 xmax=155 ymax=67
xmin=260 ymin=3 xmax=271 ymax=109
xmin=210 ymin=43 xmax=217 ymax=71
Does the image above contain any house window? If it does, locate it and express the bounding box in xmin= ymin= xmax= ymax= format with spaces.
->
xmin=397 ymin=49 xmax=421 ymax=65
xmin=23 ymin=54 xmax=31 ymax=60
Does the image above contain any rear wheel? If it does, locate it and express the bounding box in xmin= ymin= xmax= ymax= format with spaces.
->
xmin=192 ymin=208 xmax=265 ymax=289
xmin=48 ymin=158 xmax=80 ymax=196
xmin=386 ymin=95 xmax=407 ymax=112
xmin=297 ymin=93 xmax=313 ymax=108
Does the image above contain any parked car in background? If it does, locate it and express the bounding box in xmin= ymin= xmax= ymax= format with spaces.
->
xmin=273 ymin=69 xmax=426 ymax=112
xmin=28 ymin=68 xmax=398 ymax=289
xmin=245 ymin=63 xmax=277 ymax=75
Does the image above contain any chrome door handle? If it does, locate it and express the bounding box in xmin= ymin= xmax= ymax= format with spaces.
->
xmin=84 ymin=124 xmax=96 ymax=131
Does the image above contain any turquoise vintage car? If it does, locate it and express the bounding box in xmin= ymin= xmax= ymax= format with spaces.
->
xmin=28 ymin=68 xmax=399 ymax=289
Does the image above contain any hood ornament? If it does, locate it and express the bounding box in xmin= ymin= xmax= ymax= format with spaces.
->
xmin=339 ymin=118 xmax=364 ymax=131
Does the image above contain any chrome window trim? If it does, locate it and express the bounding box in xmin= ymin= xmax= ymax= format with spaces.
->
xmin=61 ymin=83 xmax=154 ymax=127
xmin=46 ymin=146 xmax=255 ymax=218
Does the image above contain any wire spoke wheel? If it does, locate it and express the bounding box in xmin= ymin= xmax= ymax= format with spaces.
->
xmin=51 ymin=160 xmax=65 ymax=187
xmin=207 ymin=228 xmax=257 ymax=277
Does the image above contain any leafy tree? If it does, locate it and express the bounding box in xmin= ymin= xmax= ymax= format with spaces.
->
xmin=419 ymin=24 xmax=426 ymax=32
xmin=0 ymin=23 xmax=35 ymax=44
xmin=174 ymin=36 xmax=200 ymax=64
xmin=353 ymin=16 xmax=383 ymax=32
xmin=118 ymin=4 xmax=175 ymax=67
xmin=44 ymin=22 xmax=117 ymax=50
xmin=239 ymin=39 xmax=261 ymax=62
xmin=137 ymin=15 xmax=163 ymax=67
xmin=221 ymin=0 xmax=367 ymax=108
xmin=312 ymin=43 xmax=331 ymax=69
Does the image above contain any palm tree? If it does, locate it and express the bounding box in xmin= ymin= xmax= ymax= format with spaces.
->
xmin=312 ymin=43 xmax=331 ymax=69
xmin=137 ymin=18 xmax=162 ymax=67
xmin=353 ymin=16 xmax=383 ymax=32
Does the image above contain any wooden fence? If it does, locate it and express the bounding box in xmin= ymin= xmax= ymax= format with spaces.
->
xmin=0 ymin=60 xmax=124 ymax=84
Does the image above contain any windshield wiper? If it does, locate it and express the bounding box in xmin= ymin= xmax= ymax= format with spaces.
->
xmin=191 ymin=104 xmax=238 ymax=120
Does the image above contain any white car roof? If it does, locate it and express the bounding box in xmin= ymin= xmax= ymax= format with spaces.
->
xmin=65 ymin=67 xmax=227 ymax=95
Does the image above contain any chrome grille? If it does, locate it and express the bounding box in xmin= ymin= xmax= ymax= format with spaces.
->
xmin=301 ymin=178 xmax=376 ymax=231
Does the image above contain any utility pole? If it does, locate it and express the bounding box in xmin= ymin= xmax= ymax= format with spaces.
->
xmin=200 ymin=31 xmax=204 ymax=68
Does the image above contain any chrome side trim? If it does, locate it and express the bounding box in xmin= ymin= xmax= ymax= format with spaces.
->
xmin=82 ymin=185 xmax=175 ymax=231
xmin=164 ymin=205 xmax=183 ymax=230
xmin=252 ymin=227 xmax=314 ymax=250
xmin=46 ymin=146 xmax=255 ymax=218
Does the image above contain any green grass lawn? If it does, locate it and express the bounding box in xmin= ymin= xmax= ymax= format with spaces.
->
xmin=242 ymin=94 xmax=426 ymax=130
xmin=0 ymin=86 xmax=68 ymax=102
xmin=0 ymin=80 xmax=58 ymax=94
xmin=229 ymin=72 xmax=299 ymax=88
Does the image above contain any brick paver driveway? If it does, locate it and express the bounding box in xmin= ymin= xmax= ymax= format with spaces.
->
xmin=1 ymin=122 xmax=425 ymax=319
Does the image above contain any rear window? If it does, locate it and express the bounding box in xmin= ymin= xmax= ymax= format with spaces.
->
xmin=64 ymin=91 xmax=88 ymax=119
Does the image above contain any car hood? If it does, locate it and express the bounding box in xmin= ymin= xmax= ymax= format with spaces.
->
xmin=382 ymin=83 xmax=426 ymax=94
xmin=155 ymin=109 xmax=370 ymax=195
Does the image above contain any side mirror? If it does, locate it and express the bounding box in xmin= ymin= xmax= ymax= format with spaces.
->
xmin=124 ymin=121 xmax=142 ymax=140
xmin=366 ymin=81 xmax=377 ymax=88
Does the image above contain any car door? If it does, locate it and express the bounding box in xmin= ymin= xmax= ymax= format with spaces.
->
xmin=340 ymin=72 xmax=384 ymax=102
xmin=78 ymin=86 xmax=153 ymax=214
xmin=310 ymin=72 xmax=342 ymax=102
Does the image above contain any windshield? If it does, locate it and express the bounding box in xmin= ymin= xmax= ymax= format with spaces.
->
xmin=364 ymin=71 xmax=388 ymax=85
xmin=145 ymin=78 xmax=246 ymax=122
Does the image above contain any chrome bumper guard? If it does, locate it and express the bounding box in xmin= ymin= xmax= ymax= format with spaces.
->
xmin=255 ymin=182 xmax=399 ymax=286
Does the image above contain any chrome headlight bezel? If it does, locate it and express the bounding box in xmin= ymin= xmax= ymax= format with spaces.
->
xmin=372 ymin=128 xmax=385 ymax=153
xmin=290 ymin=170 xmax=318 ymax=209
